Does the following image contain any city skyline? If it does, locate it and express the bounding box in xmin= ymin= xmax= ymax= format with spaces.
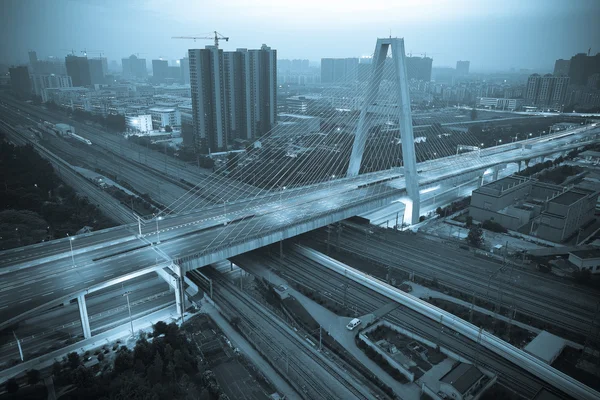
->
xmin=2 ymin=0 xmax=600 ymax=71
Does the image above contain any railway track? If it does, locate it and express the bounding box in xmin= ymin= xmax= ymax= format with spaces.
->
xmin=196 ymin=268 xmax=371 ymax=400
xmin=319 ymin=229 xmax=596 ymax=338
xmin=234 ymin=249 xmax=567 ymax=399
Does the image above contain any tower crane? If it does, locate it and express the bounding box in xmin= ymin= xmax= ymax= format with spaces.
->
xmin=172 ymin=31 xmax=229 ymax=48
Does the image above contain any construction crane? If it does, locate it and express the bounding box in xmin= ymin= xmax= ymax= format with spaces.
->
xmin=172 ymin=31 xmax=229 ymax=48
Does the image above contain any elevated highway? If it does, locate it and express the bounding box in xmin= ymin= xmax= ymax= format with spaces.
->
xmin=1 ymin=122 xmax=597 ymax=332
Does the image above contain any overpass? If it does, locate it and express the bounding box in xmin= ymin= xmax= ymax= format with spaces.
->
xmin=1 ymin=121 xmax=597 ymax=334
xmin=1 ymin=37 xmax=599 ymax=398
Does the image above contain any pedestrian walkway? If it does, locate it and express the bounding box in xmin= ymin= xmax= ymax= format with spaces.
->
xmin=241 ymin=262 xmax=422 ymax=400
xmin=200 ymin=299 xmax=301 ymax=400
xmin=406 ymin=281 xmax=583 ymax=349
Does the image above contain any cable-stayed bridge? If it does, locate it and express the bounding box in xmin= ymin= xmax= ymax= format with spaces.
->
xmin=1 ymin=38 xmax=599 ymax=399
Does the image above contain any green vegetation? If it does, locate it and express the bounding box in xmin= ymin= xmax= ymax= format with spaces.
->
xmin=0 ymin=133 xmax=114 ymax=250
xmin=45 ymin=101 xmax=126 ymax=132
xmin=481 ymin=219 xmax=508 ymax=233
xmin=435 ymin=196 xmax=471 ymax=217
xmin=537 ymin=165 xmax=583 ymax=185
xmin=52 ymin=322 xmax=225 ymax=400
xmin=467 ymin=225 xmax=484 ymax=247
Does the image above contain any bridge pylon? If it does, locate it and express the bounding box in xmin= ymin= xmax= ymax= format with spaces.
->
xmin=347 ymin=37 xmax=420 ymax=224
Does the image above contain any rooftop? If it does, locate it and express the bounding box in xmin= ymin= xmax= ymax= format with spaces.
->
xmin=439 ymin=362 xmax=484 ymax=394
xmin=475 ymin=175 xmax=530 ymax=196
xmin=524 ymin=331 xmax=566 ymax=364
xmin=570 ymin=249 xmax=600 ymax=259
xmin=550 ymin=188 xmax=595 ymax=206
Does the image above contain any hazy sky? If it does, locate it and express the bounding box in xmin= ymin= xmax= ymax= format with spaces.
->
xmin=2 ymin=0 xmax=599 ymax=71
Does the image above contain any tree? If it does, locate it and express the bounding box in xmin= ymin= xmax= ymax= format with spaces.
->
xmin=153 ymin=321 xmax=169 ymax=337
xmin=26 ymin=369 xmax=41 ymax=385
xmin=5 ymin=378 xmax=19 ymax=393
xmin=470 ymin=107 xmax=478 ymax=121
xmin=435 ymin=207 xmax=443 ymax=216
xmin=467 ymin=225 xmax=484 ymax=248
xmin=465 ymin=216 xmax=473 ymax=228
xmin=164 ymin=125 xmax=173 ymax=133
xmin=67 ymin=351 xmax=81 ymax=369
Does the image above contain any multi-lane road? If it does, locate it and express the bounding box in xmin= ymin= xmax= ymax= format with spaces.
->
xmin=1 ymin=109 xmax=597 ymax=333
xmin=0 ymin=274 xmax=173 ymax=368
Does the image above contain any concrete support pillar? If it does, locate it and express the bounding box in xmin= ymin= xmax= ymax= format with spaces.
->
xmin=347 ymin=37 xmax=420 ymax=224
xmin=517 ymin=161 xmax=522 ymax=172
xmin=540 ymin=155 xmax=546 ymax=163
xmin=525 ymin=159 xmax=530 ymax=168
xmin=492 ymin=165 xmax=499 ymax=181
xmin=78 ymin=294 xmax=92 ymax=340
xmin=478 ymin=175 xmax=485 ymax=188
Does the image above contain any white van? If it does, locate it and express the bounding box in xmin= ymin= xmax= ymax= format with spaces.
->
xmin=346 ymin=318 xmax=362 ymax=331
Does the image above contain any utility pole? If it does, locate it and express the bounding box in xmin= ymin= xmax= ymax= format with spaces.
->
xmin=13 ymin=331 xmax=23 ymax=361
xmin=469 ymin=291 xmax=475 ymax=323
xmin=123 ymin=291 xmax=134 ymax=337
xmin=319 ymin=325 xmax=322 ymax=351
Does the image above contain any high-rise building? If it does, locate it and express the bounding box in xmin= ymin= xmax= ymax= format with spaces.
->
xmin=180 ymin=57 xmax=190 ymax=84
xmin=152 ymin=59 xmax=169 ymax=83
xmin=320 ymin=58 xmax=359 ymax=83
xmin=553 ymin=59 xmax=570 ymax=76
xmin=28 ymin=51 xmax=38 ymax=72
xmin=405 ymin=56 xmax=433 ymax=81
xmin=95 ymin=57 xmax=108 ymax=76
xmin=8 ymin=66 xmax=32 ymax=98
xmin=88 ymin=58 xmax=105 ymax=85
xmin=526 ymin=73 xmax=569 ymax=107
xmin=568 ymin=53 xmax=600 ymax=86
xmin=456 ymin=60 xmax=470 ymax=75
xmin=189 ymin=46 xmax=228 ymax=152
xmin=65 ymin=55 xmax=91 ymax=87
xmin=189 ymin=44 xmax=277 ymax=153
xmin=31 ymin=74 xmax=72 ymax=99
xmin=122 ymin=55 xmax=147 ymax=79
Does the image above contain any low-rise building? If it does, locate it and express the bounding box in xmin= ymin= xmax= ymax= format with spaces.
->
xmin=439 ymin=362 xmax=491 ymax=400
xmin=469 ymin=175 xmax=598 ymax=242
xmin=125 ymin=115 xmax=153 ymax=133
xmin=149 ymin=107 xmax=181 ymax=129
xmin=532 ymin=187 xmax=599 ymax=242
xmin=568 ymin=249 xmax=600 ymax=274
xmin=477 ymin=97 xmax=524 ymax=111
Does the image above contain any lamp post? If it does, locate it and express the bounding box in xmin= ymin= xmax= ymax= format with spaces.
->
xmin=122 ymin=291 xmax=134 ymax=337
xmin=66 ymin=233 xmax=75 ymax=267
xmin=280 ymin=186 xmax=287 ymax=202
xmin=494 ymin=139 xmax=502 ymax=146
xmin=153 ymin=214 xmax=162 ymax=244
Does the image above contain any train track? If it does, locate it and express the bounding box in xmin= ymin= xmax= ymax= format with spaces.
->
xmin=234 ymin=249 xmax=565 ymax=399
xmin=195 ymin=268 xmax=371 ymax=400
xmin=0 ymin=120 xmax=136 ymax=225
xmin=320 ymin=229 xmax=596 ymax=338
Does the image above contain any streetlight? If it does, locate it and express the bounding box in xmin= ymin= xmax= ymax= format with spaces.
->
xmin=153 ymin=214 xmax=162 ymax=244
xmin=329 ymin=175 xmax=336 ymax=190
xmin=66 ymin=233 xmax=75 ymax=267
xmin=122 ymin=291 xmax=134 ymax=337
xmin=494 ymin=139 xmax=502 ymax=146
xmin=280 ymin=186 xmax=287 ymax=202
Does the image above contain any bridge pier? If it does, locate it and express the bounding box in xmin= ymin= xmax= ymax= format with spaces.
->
xmin=347 ymin=37 xmax=420 ymax=224
xmin=478 ymin=174 xmax=485 ymax=188
xmin=492 ymin=165 xmax=499 ymax=181
xmin=517 ymin=161 xmax=523 ymax=173
xmin=77 ymin=294 xmax=92 ymax=340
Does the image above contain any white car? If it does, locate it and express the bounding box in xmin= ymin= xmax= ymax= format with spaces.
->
xmin=346 ymin=318 xmax=362 ymax=331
